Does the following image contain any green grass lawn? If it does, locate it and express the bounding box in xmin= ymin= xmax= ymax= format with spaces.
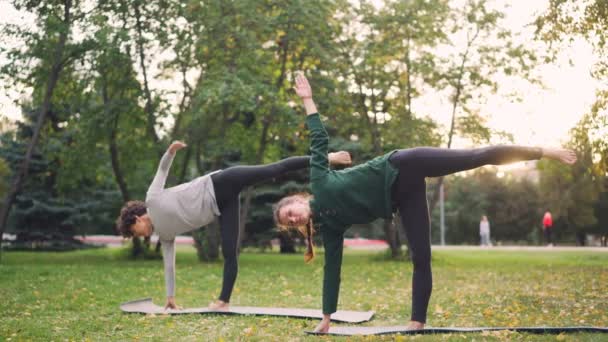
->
xmin=1 ymin=247 xmax=607 ymax=341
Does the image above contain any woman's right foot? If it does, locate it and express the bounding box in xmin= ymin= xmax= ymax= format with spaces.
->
xmin=208 ymin=300 xmax=229 ymax=311
xmin=542 ymin=148 xmax=577 ymax=165
xmin=406 ymin=321 xmax=425 ymax=330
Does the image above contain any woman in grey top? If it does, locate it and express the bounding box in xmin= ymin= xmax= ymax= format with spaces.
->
xmin=116 ymin=141 xmax=351 ymax=310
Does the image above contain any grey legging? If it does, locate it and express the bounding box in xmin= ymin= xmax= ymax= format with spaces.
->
xmin=210 ymin=156 xmax=310 ymax=302
xmin=388 ymin=145 xmax=542 ymax=323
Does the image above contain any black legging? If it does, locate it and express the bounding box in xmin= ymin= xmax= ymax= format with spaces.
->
xmin=210 ymin=156 xmax=310 ymax=302
xmin=388 ymin=145 xmax=542 ymax=323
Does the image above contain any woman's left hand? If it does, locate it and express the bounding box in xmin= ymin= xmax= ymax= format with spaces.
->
xmin=294 ymin=72 xmax=313 ymax=99
xmin=164 ymin=296 xmax=182 ymax=311
xmin=168 ymin=141 xmax=187 ymax=154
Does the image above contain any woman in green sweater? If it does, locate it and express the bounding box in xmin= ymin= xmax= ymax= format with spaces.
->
xmin=273 ymin=73 xmax=577 ymax=333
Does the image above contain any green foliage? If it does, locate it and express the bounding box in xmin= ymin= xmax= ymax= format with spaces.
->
xmin=2 ymin=0 xmax=604 ymax=256
xmin=0 ymin=157 xmax=10 ymax=198
xmin=433 ymin=169 xmax=542 ymax=245
xmin=193 ymin=220 xmax=221 ymax=262
xmin=535 ymin=2 xmax=608 ymax=242
xmin=536 ymin=0 xmax=608 ymax=79
xmin=538 ymin=108 xmax=607 ymax=240
xmin=437 ymin=0 xmax=540 ymax=145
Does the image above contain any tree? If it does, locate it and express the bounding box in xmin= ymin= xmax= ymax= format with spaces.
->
xmin=434 ymin=169 xmax=541 ymax=245
xmin=0 ymin=102 xmax=121 ymax=250
xmin=535 ymin=0 xmax=607 ymax=245
xmin=0 ymin=0 xmax=84 ymax=260
xmin=325 ymin=0 xmax=446 ymax=258
xmin=537 ymin=112 xmax=606 ymax=243
xmin=428 ymin=0 xmax=540 ymax=213
xmin=535 ymin=0 xmax=608 ymax=81
xmin=236 ymin=0 xmax=342 ymax=252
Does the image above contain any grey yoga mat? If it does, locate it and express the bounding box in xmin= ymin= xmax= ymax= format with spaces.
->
xmin=120 ymin=298 xmax=374 ymax=323
xmin=305 ymin=326 xmax=608 ymax=336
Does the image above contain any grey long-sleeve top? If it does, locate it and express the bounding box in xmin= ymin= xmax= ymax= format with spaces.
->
xmin=145 ymin=151 xmax=220 ymax=297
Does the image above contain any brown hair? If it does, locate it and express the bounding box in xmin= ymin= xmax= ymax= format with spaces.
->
xmin=116 ymin=201 xmax=147 ymax=237
xmin=273 ymin=193 xmax=315 ymax=262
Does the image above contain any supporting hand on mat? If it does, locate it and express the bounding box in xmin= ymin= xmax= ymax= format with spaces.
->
xmin=164 ymin=296 xmax=181 ymax=311
xmin=328 ymin=151 xmax=352 ymax=166
xmin=314 ymin=315 xmax=331 ymax=333
xmin=208 ymin=300 xmax=229 ymax=311
xmin=168 ymin=141 xmax=187 ymax=154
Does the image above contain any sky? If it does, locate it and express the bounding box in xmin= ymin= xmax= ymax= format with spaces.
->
xmin=0 ymin=0 xmax=603 ymax=150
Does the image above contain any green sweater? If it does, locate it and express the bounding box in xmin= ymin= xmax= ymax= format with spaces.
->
xmin=306 ymin=113 xmax=399 ymax=314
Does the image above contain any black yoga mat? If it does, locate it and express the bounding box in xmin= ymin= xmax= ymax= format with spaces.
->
xmin=306 ymin=325 xmax=608 ymax=336
xmin=120 ymin=298 xmax=374 ymax=323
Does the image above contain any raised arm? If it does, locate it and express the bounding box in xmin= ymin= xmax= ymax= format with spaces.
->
xmin=147 ymin=141 xmax=187 ymax=194
xmin=295 ymin=73 xmax=330 ymax=180
xmin=295 ymin=73 xmax=317 ymax=115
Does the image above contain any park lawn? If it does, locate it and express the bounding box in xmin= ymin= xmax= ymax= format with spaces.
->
xmin=0 ymin=247 xmax=607 ymax=341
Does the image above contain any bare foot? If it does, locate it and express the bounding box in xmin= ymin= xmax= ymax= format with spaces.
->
xmin=541 ymin=147 xmax=577 ymax=165
xmin=406 ymin=321 xmax=425 ymax=330
xmin=208 ymin=300 xmax=229 ymax=311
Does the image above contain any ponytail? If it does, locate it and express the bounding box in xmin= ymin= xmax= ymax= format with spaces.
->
xmin=304 ymin=220 xmax=315 ymax=263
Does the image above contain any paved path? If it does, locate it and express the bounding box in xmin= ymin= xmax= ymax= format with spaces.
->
xmin=67 ymin=235 xmax=607 ymax=251
xmin=431 ymin=245 xmax=608 ymax=252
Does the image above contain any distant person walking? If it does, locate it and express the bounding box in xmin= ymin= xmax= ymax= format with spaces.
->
xmin=543 ymin=210 xmax=553 ymax=246
xmin=479 ymin=215 xmax=491 ymax=246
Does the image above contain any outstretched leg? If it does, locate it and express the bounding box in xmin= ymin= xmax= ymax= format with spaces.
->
xmin=211 ymin=156 xmax=309 ymax=304
xmin=211 ymin=156 xmax=309 ymax=205
xmin=390 ymin=146 xmax=543 ymax=178
xmin=389 ymin=145 xmax=576 ymax=178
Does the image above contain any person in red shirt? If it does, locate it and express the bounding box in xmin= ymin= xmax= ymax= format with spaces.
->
xmin=543 ymin=210 xmax=553 ymax=246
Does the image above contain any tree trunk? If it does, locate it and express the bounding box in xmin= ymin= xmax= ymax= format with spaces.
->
xmin=238 ymin=115 xmax=271 ymax=251
xmin=353 ymin=72 xmax=402 ymax=259
xmin=427 ymin=32 xmax=475 ymax=214
xmin=371 ymin=72 xmax=401 ymax=258
xmin=278 ymin=230 xmax=296 ymax=253
xmin=237 ymin=24 xmax=290 ymax=251
xmin=104 ymin=82 xmax=131 ymax=202
xmin=383 ymin=219 xmax=401 ymax=258
xmin=0 ymin=0 xmax=72 ymax=262
xmin=171 ymin=63 xmax=193 ymax=140
xmin=133 ymin=1 xmax=159 ymax=146
xmin=194 ymin=218 xmax=221 ymax=261
xmin=192 ymin=143 xmax=223 ymax=261
xmin=403 ymin=37 xmax=412 ymax=119
xmin=177 ymin=146 xmax=192 ymax=184
xmin=394 ymin=214 xmax=409 ymax=259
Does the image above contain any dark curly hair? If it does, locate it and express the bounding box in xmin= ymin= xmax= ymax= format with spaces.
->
xmin=116 ymin=201 xmax=147 ymax=237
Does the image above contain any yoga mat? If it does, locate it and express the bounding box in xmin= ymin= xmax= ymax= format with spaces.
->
xmin=306 ymin=325 xmax=608 ymax=336
xmin=120 ymin=298 xmax=374 ymax=323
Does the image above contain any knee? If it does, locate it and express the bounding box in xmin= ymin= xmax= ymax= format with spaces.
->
xmin=222 ymin=248 xmax=238 ymax=262
xmin=410 ymin=250 xmax=431 ymax=270
xmin=223 ymin=255 xmax=238 ymax=274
